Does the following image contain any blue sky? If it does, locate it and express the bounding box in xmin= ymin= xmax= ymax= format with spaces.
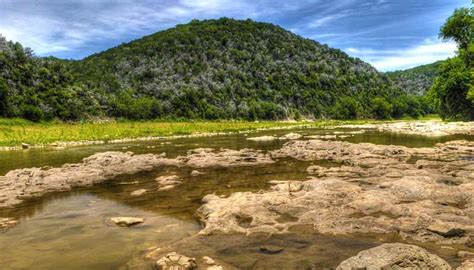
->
xmin=0 ymin=0 xmax=470 ymax=71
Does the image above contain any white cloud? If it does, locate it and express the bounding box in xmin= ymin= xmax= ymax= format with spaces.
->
xmin=309 ymin=14 xmax=345 ymax=28
xmin=346 ymin=40 xmax=457 ymax=71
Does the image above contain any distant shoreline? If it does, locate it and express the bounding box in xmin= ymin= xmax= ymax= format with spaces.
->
xmin=1 ymin=116 xmax=468 ymax=151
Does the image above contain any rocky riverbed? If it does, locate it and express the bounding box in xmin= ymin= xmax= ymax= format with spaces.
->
xmin=0 ymin=127 xmax=473 ymax=269
xmin=342 ymin=120 xmax=474 ymax=137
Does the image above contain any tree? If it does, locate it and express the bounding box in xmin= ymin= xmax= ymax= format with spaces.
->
xmin=430 ymin=7 xmax=474 ymax=120
xmin=440 ymin=8 xmax=473 ymax=50
xmin=0 ymin=78 xmax=8 ymax=117
xmin=371 ymin=97 xmax=392 ymax=119
xmin=431 ymin=58 xmax=474 ymax=120
xmin=331 ymin=97 xmax=360 ymax=119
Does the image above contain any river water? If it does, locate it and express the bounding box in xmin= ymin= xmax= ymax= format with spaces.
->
xmin=0 ymin=127 xmax=472 ymax=269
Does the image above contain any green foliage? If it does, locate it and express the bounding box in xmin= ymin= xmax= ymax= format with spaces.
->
xmin=371 ymin=97 xmax=393 ymax=120
xmin=331 ymin=97 xmax=360 ymax=119
xmin=21 ymin=104 xmax=44 ymax=122
xmin=440 ymin=7 xmax=473 ymax=50
xmin=431 ymin=57 xmax=474 ymax=120
xmin=0 ymin=78 xmax=8 ymax=116
xmin=0 ymin=35 xmax=103 ymax=121
xmin=429 ymin=7 xmax=474 ymax=121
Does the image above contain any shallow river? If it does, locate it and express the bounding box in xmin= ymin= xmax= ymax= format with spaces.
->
xmin=0 ymin=127 xmax=472 ymax=269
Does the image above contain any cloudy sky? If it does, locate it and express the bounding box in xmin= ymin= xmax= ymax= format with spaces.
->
xmin=0 ymin=0 xmax=470 ymax=71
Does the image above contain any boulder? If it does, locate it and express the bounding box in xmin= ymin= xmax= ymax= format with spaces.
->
xmin=457 ymin=259 xmax=474 ymax=270
xmin=336 ymin=243 xmax=451 ymax=270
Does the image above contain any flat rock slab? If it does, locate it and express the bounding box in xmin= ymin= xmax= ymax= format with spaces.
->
xmin=110 ymin=217 xmax=144 ymax=227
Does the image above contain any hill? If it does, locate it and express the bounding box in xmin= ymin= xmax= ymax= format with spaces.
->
xmin=2 ymin=18 xmax=418 ymax=121
xmin=386 ymin=61 xmax=443 ymax=96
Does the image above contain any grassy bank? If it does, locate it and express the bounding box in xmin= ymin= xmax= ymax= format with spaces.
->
xmin=0 ymin=117 xmax=441 ymax=147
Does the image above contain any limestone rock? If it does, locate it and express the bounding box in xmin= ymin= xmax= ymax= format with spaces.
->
xmin=190 ymin=170 xmax=204 ymax=177
xmin=336 ymin=243 xmax=451 ymax=270
xmin=156 ymin=252 xmax=197 ymax=270
xmin=130 ymin=189 xmax=147 ymax=196
xmin=279 ymin=133 xmax=302 ymax=140
xmin=0 ymin=217 xmax=17 ymax=229
xmin=247 ymin=136 xmax=277 ymax=142
xmin=110 ymin=217 xmax=144 ymax=227
xmin=156 ymin=175 xmax=182 ymax=191
xmin=457 ymin=259 xmax=474 ymax=270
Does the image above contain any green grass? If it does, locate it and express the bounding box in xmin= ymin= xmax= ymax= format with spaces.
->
xmin=0 ymin=117 xmax=443 ymax=147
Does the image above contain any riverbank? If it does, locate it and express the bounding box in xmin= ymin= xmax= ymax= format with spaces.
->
xmin=0 ymin=119 xmax=380 ymax=150
xmin=0 ymin=116 xmax=459 ymax=150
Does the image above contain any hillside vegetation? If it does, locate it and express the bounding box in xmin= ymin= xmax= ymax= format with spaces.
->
xmin=1 ymin=18 xmax=430 ymax=121
xmin=386 ymin=61 xmax=442 ymax=96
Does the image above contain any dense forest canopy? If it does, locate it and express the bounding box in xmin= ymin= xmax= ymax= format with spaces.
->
xmin=0 ymin=18 xmax=447 ymax=122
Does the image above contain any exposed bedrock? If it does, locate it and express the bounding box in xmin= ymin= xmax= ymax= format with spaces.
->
xmin=341 ymin=121 xmax=474 ymax=137
xmin=198 ymin=140 xmax=474 ymax=247
xmin=0 ymin=148 xmax=273 ymax=208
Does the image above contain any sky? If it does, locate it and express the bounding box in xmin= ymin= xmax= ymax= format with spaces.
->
xmin=0 ymin=0 xmax=470 ymax=71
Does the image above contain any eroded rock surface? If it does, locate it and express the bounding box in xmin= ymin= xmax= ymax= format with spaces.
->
xmin=198 ymin=140 xmax=474 ymax=247
xmin=0 ymin=151 xmax=179 ymax=208
xmin=336 ymin=243 xmax=451 ymax=270
xmin=156 ymin=175 xmax=182 ymax=191
xmin=457 ymin=259 xmax=474 ymax=270
xmin=342 ymin=121 xmax=474 ymax=137
xmin=156 ymin=252 xmax=197 ymax=270
xmin=0 ymin=147 xmax=274 ymax=208
xmin=180 ymin=148 xmax=274 ymax=168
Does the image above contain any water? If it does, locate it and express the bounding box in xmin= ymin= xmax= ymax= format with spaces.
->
xmin=0 ymin=127 xmax=472 ymax=269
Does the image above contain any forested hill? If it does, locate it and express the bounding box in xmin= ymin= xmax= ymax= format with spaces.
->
xmin=386 ymin=61 xmax=443 ymax=96
xmin=2 ymin=18 xmax=422 ymax=121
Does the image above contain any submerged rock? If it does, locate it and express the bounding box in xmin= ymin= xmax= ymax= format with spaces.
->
xmin=247 ymin=136 xmax=277 ymax=142
xmin=156 ymin=252 xmax=197 ymax=270
xmin=110 ymin=217 xmax=144 ymax=227
xmin=130 ymin=189 xmax=147 ymax=196
xmin=336 ymin=243 xmax=451 ymax=270
xmin=279 ymin=133 xmax=302 ymax=140
xmin=156 ymin=175 xmax=182 ymax=191
xmin=190 ymin=170 xmax=204 ymax=177
xmin=0 ymin=217 xmax=17 ymax=229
